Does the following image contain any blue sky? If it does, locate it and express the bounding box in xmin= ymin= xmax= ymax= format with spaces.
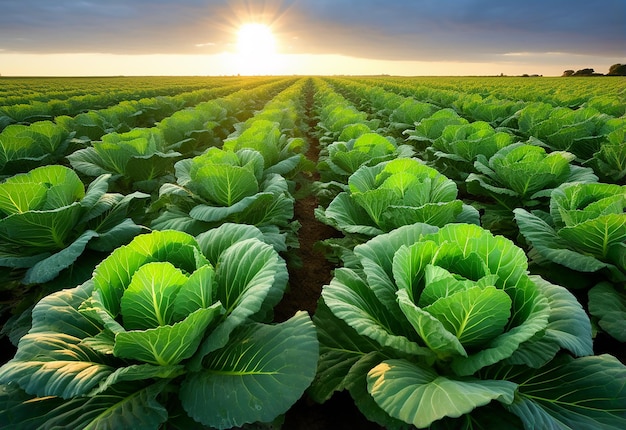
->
xmin=0 ymin=0 xmax=624 ymax=76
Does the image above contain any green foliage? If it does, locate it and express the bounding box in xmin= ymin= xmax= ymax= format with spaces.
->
xmin=404 ymin=108 xmax=469 ymax=154
xmin=515 ymin=182 xmax=626 ymax=341
xmin=0 ymin=121 xmax=75 ymax=176
xmin=515 ymin=182 xmax=625 ymax=277
xmin=466 ymin=142 xmax=598 ymax=237
xmin=468 ymin=143 xmax=597 ymax=206
xmin=588 ymin=125 xmax=626 ymax=183
xmin=67 ymin=128 xmax=181 ymax=193
xmin=316 ymin=158 xmax=479 ymax=240
xmin=223 ymin=119 xmax=309 ymax=179
xmin=588 ymin=283 xmax=626 ymax=342
xmin=314 ymin=80 xmax=379 ymax=145
xmin=1 ymin=75 xmax=624 ymax=429
xmin=56 ymin=111 xmax=122 ymax=141
xmin=317 ymin=132 xmax=414 ymax=184
xmin=428 ymin=120 xmax=514 ymax=181
xmin=151 ymin=147 xmax=296 ymax=238
xmin=518 ymin=104 xmax=617 ymax=161
xmin=388 ymin=99 xmax=438 ymax=135
xmin=0 ymin=165 xmax=148 ymax=284
xmin=312 ymin=223 xmax=625 ymax=429
xmin=455 ymin=94 xmax=524 ymax=127
xmin=0 ymin=227 xmax=318 ymax=429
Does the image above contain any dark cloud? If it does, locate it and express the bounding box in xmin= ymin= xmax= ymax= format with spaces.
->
xmin=288 ymin=0 xmax=626 ymax=61
xmin=0 ymin=0 xmax=623 ymax=62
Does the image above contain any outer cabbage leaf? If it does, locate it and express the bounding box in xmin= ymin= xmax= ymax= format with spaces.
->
xmin=514 ymin=208 xmax=610 ymax=272
xmin=193 ymin=163 xmax=258 ymax=206
xmin=180 ymin=312 xmax=318 ymax=429
xmin=0 ymin=381 xmax=168 ymax=430
xmin=196 ymin=222 xmax=267 ymax=264
xmin=590 ymin=125 xmax=626 ymax=182
xmin=310 ymin=300 xmax=385 ymax=403
xmin=503 ymin=354 xmax=626 ymax=430
xmin=0 ymin=282 xmax=114 ymax=399
xmin=588 ymin=282 xmax=626 ymax=342
xmin=322 ymin=268 xmax=432 ymax=357
xmin=353 ymin=223 xmax=439 ymax=313
xmin=504 ymin=275 xmax=593 ymax=367
xmin=367 ymin=359 xmax=516 ymax=429
xmin=190 ymin=238 xmax=288 ymax=363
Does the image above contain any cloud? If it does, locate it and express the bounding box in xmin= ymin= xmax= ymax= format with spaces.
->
xmin=0 ymin=0 xmax=623 ymax=64
xmin=288 ymin=0 xmax=625 ymax=61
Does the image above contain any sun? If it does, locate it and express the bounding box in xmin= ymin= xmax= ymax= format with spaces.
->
xmin=233 ymin=23 xmax=283 ymax=75
xmin=237 ymin=23 xmax=276 ymax=57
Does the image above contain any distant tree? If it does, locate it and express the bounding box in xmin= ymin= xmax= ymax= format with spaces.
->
xmin=608 ymin=63 xmax=626 ymax=76
xmin=562 ymin=69 xmax=575 ymax=76
xmin=572 ymin=68 xmax=596 ymax=76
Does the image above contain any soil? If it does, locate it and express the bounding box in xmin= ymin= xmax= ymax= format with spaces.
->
xmin=272 ymin=83 xmax=385 ymax=428
xmin=273 ymin=181 xmax=386 ymax=429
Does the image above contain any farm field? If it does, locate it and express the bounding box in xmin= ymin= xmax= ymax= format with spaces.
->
xmin=0 ymin=75 xmax=625 ymax=429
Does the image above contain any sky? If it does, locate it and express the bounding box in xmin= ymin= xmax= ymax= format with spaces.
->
xmin=0 ymin=0 xmax=624 ymax=77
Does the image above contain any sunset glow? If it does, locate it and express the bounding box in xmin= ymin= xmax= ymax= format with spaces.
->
xmin=233 ymin=23 xmax=283 ymax=75
xmin=0 ymin=1 xmax=622 ymax=76
xmin=237 ymin=24 xmax=276 ymax=57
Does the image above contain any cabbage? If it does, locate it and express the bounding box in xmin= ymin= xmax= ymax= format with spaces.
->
xmin=317 ymin=132 xmax=414 ymax=185
xmin=0 ymin=225 xmax=318 ymax=429
xmin=515 ymin=182 xmax=626 ymax=341
xmin=0 ymin=165 xmax=148 ymax=284
xmin=466 ymin=142 xmax=598 ymax=237
xmin=588 ymin=125 xmax=626 ymax=183
xmin=67 ymin=128 xmax=181 ymax=193
xmin=0 ymin=121 xmax=74 ymax=176
xmin=427 ymin=120 xmax=514 ymax=181
xmin=312 ymin=223 xmax=625 ymax=428
xmin=223 ymin=119 xmax=309 ymax=179
xmin=404 ymin=108 xmax=468 ymax=153
xmin=316 ymin=158 xmax=479 ymax=238
xmin=151 ymin=147 xmax=295 ymax=238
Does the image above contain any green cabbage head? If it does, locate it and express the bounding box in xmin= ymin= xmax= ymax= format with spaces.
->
xmin=0 ymin=225 xmax=318 ymax=429
xmin=515 ymin=182 xmax=626 ymax=342
xmin=312 ymin=223 xmax=625 ymax=429
xmin=0 ymin=164 xmax=148 ymax=284
xmin=152 ymin=147 xmax=295 ymax=236
xmin=316 ymin=158 xmax=479 ymax=237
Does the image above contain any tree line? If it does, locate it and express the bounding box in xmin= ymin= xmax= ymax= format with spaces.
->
xmin=562 ymin=63 xmax=626 ymax=76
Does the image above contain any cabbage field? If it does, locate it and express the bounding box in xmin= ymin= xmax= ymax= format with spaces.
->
xmin=0 ymin=75 xmax=624 ymax=429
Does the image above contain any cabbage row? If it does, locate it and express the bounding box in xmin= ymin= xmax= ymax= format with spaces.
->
xmin=0 ymin=76 xmax=251 ymax=130
xmin=0 ymin=79 xmax=294 ymax=293
xmin=0 ymin=77 xmax=323 ymax=429
xmin=309 ymin=77 xmax=625 ymax=429
xmin=0 ymin=77 xmax=283 ymax=178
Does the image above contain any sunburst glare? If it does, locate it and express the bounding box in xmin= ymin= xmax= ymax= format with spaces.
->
xmin=233 ymin=23 xmax=283 ymax=75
